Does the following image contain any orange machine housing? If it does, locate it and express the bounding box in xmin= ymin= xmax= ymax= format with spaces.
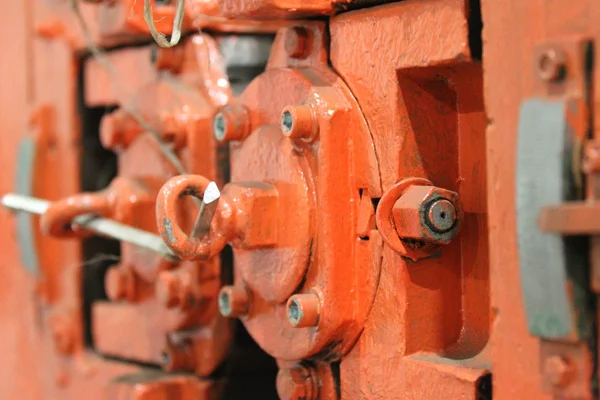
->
xmin=1 ymin=0 xmax=600 ymax=400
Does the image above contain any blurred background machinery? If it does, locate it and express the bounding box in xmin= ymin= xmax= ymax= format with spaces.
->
xmin=0 ymin=0 xmax=599 ymax=399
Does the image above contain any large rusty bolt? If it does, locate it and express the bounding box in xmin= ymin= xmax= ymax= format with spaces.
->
xmin=213 ymin=104 xmax=251 ymax=142
xmin=287 ymin=293 xmax=320 ymax=328
xmin=281 ymin=105 xmax=318 ymax=141
xmin=276 ymin=364 xmax=318 ymax=400
xmin=218 ymin=285 xmax=249 ymax=318
xmin=392 ymin=185 xmax=461 ymax=244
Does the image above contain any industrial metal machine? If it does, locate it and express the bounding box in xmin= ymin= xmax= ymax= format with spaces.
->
xmin=0 ymin=0 xmax=598 ymax=399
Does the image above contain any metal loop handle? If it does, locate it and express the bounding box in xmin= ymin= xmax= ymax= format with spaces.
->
xmin=156 ymin=174 xmax=229 ymax=260
xmin=40 ymin=193 xmax=112 ymax=238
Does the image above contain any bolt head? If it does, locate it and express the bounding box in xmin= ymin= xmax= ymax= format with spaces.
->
xmin=212 ymin=105 xmax=251 ymax=142
xmin=392 ymin=185 xmax=461 ymax=244
xmin=280 ymin=105 xmax=317 ymax=141
xmin=426 ymin=199 xmax=457 ymax=232
xmin=537 ymin=48 xmax=566 ymax=82
xmin=218 ymin=286 xmax=249 ymax=318
xmin=286 ymin=293 xmax=320 ymax=328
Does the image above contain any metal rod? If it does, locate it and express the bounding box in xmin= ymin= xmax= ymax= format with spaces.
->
xmin=1 ymin=193 xmax=178 ymax=262
xmin=190 ymin=181 xmax=221 ymax=238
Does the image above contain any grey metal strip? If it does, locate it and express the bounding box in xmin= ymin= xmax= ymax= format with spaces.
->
xmin=15 ymin=138 xmax=40 ymax=275
xmin=517 ymin=98 xmax=574 ymax=339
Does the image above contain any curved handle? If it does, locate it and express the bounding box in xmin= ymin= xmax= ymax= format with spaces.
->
xmin=40 ymin=193 xmax=112 ymax=238
xmin=156 ymin=174 xmax=231 ymax=260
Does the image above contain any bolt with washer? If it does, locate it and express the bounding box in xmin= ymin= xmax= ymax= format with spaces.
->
xmin=286 ymin=293 xmax=320 ymax=328
xmin=392 ymin=184 xmax=461 ymax=245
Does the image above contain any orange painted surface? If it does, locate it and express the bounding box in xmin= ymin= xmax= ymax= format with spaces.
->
xmin=3 ymin=0 xmax=600 ymax=399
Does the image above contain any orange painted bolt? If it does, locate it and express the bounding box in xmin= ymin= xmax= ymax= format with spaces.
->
xmin=285 ymin=26 xmax=311 ymax=59
xmin=281 ymin=105 xmax=318 ymax=141
xmin=426 ymin=198 xmax=457 ymax=233
xmin=544 ymin=356 xmax=574 ymax=387
xmin=276 ymin=364 xmax=318 ymax=400
xmin=155 ymin=271 xmax=182 ymax=308
xmin=286 ymin=293 xmax=320 ymax=328
xmin=537 ymin=48 xmax=566 ymax=82
xmin=99 ymin=110 xmax=143 ymax=150
xmin=218 ymin=286 xmax=249 ymax=318
xmin=213 ymin=104 xmax=251 ymax=142
xmin=105 ymin=265 xmax=136 ymax=302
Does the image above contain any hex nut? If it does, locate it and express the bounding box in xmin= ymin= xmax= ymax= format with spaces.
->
xmin=392 ymin=185 xmax=461 ymax=244
xmin=222 ymin=182 xmax=278 ymax=248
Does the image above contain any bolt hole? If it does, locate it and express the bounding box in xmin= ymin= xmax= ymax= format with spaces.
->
xmin=281 ymin=110 xmax=293 ymax=133
xmin=288 ymin=299 xmax=301 ymax=325
xmin=218 ymin=291 xmax=231 ymax=316
xmin=439 ymin=212 xmax=446 ymax=219
xmin=213 ymin=113 xmax=226 ymax=141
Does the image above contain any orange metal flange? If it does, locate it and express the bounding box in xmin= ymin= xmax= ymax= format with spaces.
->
xmin=157 ymin=22 xmax=382 ymax=363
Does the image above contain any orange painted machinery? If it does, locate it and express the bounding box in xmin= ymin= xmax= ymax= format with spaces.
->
xmin=1 ymin=0 xmax=599 ymax=399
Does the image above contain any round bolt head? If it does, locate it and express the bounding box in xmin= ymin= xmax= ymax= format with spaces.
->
xmin=218 ymin=286 xmax=249 ymax=318
xmin=280 ymin=105 xmax=317 ymax=141
xmin=286 ymin=293 xmax=320 ymax=328
xmin=537 ymin=48 xmax=566 ymax=82
xmin=426 ymin=198 xmax=457 ymax=233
